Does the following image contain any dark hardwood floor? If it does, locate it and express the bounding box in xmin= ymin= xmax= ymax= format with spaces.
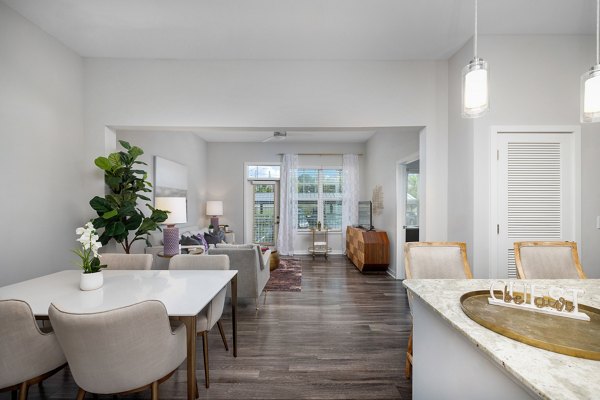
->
xmin=7 ymin=256 xmax=412 ymax=399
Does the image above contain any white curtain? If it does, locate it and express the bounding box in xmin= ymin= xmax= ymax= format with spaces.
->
xmin=342 ymin=154 xmax=360 ymax=251
xmin=277 ymin=154 xmax=298 ymax=256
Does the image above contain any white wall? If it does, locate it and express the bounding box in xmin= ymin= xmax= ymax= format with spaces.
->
xmin=0 ymin=3 xmax=84 ymax=286
xmin=448 ymin=35 xmax=600 ymax=278
xmin=206 ymin=141 xmax=366 ymax=253
xmin=115 ymin=130 xmax=208 ymax=253
xmin=365 ymin=129 xmax=421 ymax=278
xmin=83 ymin=59 xmax=450 ymax=253
xmin=447 ymin=39 xmax=475 ymax=265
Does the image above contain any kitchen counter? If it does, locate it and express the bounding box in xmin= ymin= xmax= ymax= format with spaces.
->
xmin=403 ymin=279 xmax=600 ymax=400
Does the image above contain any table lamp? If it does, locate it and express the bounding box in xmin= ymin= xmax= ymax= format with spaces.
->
xmin=206 ymin=201 xmax=223 ymax=231
xmin=155 ymin=197 xmax=187 ymax=256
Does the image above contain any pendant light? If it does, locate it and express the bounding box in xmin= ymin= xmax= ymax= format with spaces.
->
xmin=581 ymin=0 xmax=600 ymax=123
xmin=462 ymin=0 xmax=489 ymax=118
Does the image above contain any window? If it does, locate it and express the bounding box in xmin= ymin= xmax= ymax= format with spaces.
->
xmin=296 ymin=168 xmax=343 ymax=230
xmin=247 ymin=165 xmax=280 ymax=180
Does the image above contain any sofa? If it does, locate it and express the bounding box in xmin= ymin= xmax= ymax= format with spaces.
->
xmin=208 ymin=244 xmax=271 ymax=307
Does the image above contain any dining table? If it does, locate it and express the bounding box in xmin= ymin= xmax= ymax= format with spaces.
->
xmin=0 ymin=269 xmax=238 ymax=400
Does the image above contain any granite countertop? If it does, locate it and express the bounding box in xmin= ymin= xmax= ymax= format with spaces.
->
xmin=403 ymin=279 xmax=600 ymax=400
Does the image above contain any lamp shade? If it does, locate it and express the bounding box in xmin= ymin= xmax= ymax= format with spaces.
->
xmin=581 ymin=64 xmax=600 ymax=123
xmin=462 ymin=58 xmax=489 ymax=118
xmin=155 ymin=197 xmax=187 ymax=225
xmin=206 ymin=201 xmax=223 ymax=216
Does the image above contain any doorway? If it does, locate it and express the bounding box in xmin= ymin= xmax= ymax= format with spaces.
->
xmin=251 ymin=181 xmax=279 ymax=245
xmin=396 ymin=153 xmax=420 ymax=279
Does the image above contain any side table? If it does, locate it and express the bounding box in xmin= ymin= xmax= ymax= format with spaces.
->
xmin=224 ymin=231 xmax=235 ymax=244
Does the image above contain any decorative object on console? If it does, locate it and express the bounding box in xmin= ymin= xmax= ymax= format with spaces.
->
xmin=206 ymin=201 xmax=223 ymax=231
xmin=372 ymin=185 xmax=384 ymax=216
xmin=73 ymin=222 xmax=106 ymax=290
xmin=155 ymin=197 xmax=187 ymax=256
xmin=461 ymin=289 xmax=600 ymax=360
xmin=89 ymin=141 xmax=168 ymax=253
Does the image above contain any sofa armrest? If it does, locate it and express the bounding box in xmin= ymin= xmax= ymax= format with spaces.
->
xmin=261 ymin=249 xmax=272 ymax=270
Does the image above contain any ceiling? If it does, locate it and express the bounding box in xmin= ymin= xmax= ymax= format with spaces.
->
xmin=3 ymin=0 xmax=595 ymax=61
xmin=116 ymin=127 xmax=388 ymax=143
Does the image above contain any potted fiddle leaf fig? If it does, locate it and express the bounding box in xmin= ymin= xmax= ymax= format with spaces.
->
xmin=89 ymin=140 xmax=169 ymax=253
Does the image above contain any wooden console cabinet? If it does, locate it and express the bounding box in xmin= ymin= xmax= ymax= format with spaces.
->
xmin=346 ymin=226 xmax=390 ymax=272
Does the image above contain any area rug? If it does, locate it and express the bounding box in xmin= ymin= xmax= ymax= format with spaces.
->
xmin=265 ymin=257 xmax=302 ymax=292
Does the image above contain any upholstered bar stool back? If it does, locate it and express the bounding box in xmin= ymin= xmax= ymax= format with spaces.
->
xmin=0 ymin=300 xmax=66 ymax=398
xmin=403 ymin=242 xmax=473 ymax=380
xmin=514 ymin=241 xmax=586 ymax=279
xmin=404 ymin=242 xmax=473 ymax=279
xmin=48 ymin=300 xmax=186 ymax=398
xmin=101 ymin=253 xmax=153 ymax=270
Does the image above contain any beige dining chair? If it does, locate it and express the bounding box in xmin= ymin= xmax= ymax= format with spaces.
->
xmin=403 ymin=242 xmax=473 ymax=379
xmin=169 ymin=254 xmax=230 ymax=388
xmin=0 ymin=300 xmax=67 ymax=400
xmin=100 ymin=253 xmax=153 ymax=270
xmin=48 ymin=300 xmax=186 ymax=400
xmin=514 ymin=241 xmax=586 ymax=279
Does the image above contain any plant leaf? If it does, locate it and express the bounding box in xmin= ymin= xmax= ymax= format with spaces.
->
xmin=94 ymin=157 xmax=111 ymax=171
xmin=118 ymin=140 xmax=132 ymax=150
xmin=90 ymin=196 xmax=112 ymax=213
xmin=102 ymin=209 xmax=118 ymax=219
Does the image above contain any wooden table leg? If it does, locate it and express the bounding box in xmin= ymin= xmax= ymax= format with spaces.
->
xmin=182 ymin=316 xmax=197 ymax=399
xmin=232 ymin=274 xmax=238 ymax=357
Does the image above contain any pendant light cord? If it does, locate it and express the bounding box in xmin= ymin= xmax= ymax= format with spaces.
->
xmin=474 ymin=0 xmax=478 ymax=59
xmin=596 ymin=0 xmax=599 ymax=65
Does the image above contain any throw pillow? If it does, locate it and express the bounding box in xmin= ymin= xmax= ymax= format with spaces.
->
xmin=192 ymin=233 xmax=209 ymax=252
xmin=204 ymin=232 xmax=221 ymax=246
xmin=180 ymin=235 xmax=201 ymax=246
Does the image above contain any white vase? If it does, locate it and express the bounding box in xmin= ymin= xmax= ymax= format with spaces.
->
xmin=80 ymin=271 xmax=104 ymax=291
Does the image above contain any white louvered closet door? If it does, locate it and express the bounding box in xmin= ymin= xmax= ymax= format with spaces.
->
xmin=496 ymin=133 xmax=575 ymax=278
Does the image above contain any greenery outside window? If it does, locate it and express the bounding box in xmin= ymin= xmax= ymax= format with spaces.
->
xmin=296 ymin=168 xmax=343 ymax=231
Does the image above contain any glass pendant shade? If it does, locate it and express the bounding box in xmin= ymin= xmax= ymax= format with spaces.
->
xmin=462 ymin=58 xmax=489 ymax=118
xmin=581 ymin=64 xmax=600 ymax=123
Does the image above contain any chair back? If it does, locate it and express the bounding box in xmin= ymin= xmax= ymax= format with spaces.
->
xmin=101 ymin=253 xmax=153 ymax=270
xmin=0 ymin=300 xmax=66 ymax=389
xmin=404 ymin=242 xmax=472 ymax=279
xmin=48 ymin=300 xmax=186 ymax=394
xmin=514 ymin=241 xmax=586 ymax=279
xmin=169 ymin=254 xmax=229 ymax=328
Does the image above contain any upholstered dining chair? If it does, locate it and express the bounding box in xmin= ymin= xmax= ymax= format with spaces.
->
xmin=514 ymin=241 xmax=586 ymax=279
xmin=0 ymin=300 xmax=67 ymax=400
xmin=100 ymin=253 xmax=153 ymax=270
xmin=48 ymin=300 xmax=186 ymax=400
xmin=169 ymin=254 xmax=230 ymax=388
xmin=403 ymin=242 xmax=473 ymax=380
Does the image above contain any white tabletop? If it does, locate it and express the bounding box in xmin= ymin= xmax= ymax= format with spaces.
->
xmin=403 ymin=279 xmax=600 ymax=400
xmin=0 ymin=269 xmax=237 ymax=316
